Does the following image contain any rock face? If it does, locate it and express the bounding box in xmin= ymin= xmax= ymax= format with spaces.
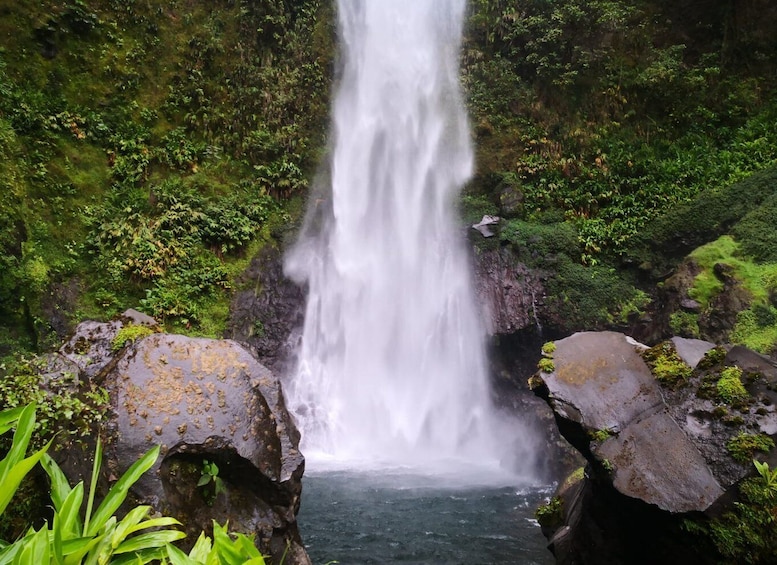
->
xmin=226 ymin=247 xmax=305 ymax=374
xmin=474 ymin=247 xmax=545 ymax=336
xmin=60 ymin=316 xmax=310 ymax=565
xmin=532 ymin=332 xmax=777 ymax=564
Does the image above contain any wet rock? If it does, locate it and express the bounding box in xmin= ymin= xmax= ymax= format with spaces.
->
xmin=226 ymin=247 xmax=305 ymax=374
xmin=55 ymin=316 xmax=310 ymax=564
xmin=533 ymin=332 xmax=777 ymax=564
xmin=474 ymin=248 xmax=545 ymax=336
xmin=471 ymin=214 xmax=500 ymax=238
xmin=101 ymin=333 xmax=309 ymax=564
xmin=671 ymin=336 xmax=715 ymax=368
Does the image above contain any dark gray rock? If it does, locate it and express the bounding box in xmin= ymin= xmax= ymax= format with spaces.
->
xmin=671 ymin=336 xmax=715 ymax=368
xmin=226 ymin=247 xmax=305 ymax=374
xmin=472 ymin=214 xmax=500 ymax=238
xmin=543 ymin=332 xmax=662 ymax=434
xmin=474 ymin=248 xmax=545 ymax=336
xmin=59 ymin=319 xmax=124 ymax=380
xmin=533 ymin=332 xmax=777 ymax=564
xmin=102 ymin=333 xmax=309 ymax=564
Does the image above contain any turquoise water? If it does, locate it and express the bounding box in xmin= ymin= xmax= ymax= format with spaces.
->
xmin=298 ymin=471 xmax=555 ymax=565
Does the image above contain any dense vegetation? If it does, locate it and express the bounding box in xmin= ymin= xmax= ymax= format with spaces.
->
xmin=0 ymin=0 xmax=333 ymax=354
xmin=0 ymin=0 xmax=775 ymax=354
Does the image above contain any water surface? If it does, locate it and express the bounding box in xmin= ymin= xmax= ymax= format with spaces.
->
xmin=298 ymin=471 xmax=555 ymax=565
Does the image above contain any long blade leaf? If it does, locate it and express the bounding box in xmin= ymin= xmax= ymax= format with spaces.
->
xmin=0 ymin=406 xmax=25 ymax=436
xmin=0 ymin=441 xmax=51 ymax=516
xmin=113 ymin=530 xmax=186 ymax=554
xmin=41 ymin=453 xmax=73 ymax=512
xmin=86 ymin=445 xmax=159 ymax=537
xmin=83 ymin=438 xmax=103 ymax=536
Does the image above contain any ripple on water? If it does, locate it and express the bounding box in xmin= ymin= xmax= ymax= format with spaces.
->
xmin=298 ymin=472 xmax=555 ymax=565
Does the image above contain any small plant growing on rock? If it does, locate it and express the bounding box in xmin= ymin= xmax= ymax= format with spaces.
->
xmin=696 ymin=346 xmax=727 ymax=371
xmin=590 ymin=428 xmax=614 ymax=442
xmin=641 ymin=342 xmax=692 ymax=387
xmin=717 ymin=366 xmax=749 ymax=405
xmin=111 ymin=324 xmax=155 ymax=352
xmin=198 ymin=459 xmax=227 ymax=506
xmin=541 ymin=341 xmax=556 ymax=356
xmin=726 ymin=433 xmax=775 ymax=463
xmin=538 ymin=358 xmax=555 ymax=373
xmin=535 ymin=496 xmax=563 ymax=529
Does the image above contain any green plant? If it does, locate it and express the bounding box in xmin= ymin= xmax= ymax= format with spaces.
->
xmin=538 ymin=358 xmax=555 ymax=373
xmin=669 ymin=311 xmax=700 ymax=338
xmin=717 ymin=366 xmax=749 ymax=405
xmin=535 ymin=497 xmax=563 ymax=529
xmin=0 ymin=404 xmax=184 ymax=562
xmin=641 ymin=342 xmax=692 ymax=387
xmin=163 ymin=522 xmax=267 ymax=565
xmin=590 ymin=429 xmax=613 ymax=442
xmin=0 ymin=356 xmax=109 ymax=449
xmin=726 ymin=433 xmax=774 ymax=463
xmin=541 ymin=341 xmax=556 ymax=356
xmin=111 ymin=324 xmax=155 ymax=352
xmin=197 ymin=460 xmax=226 ymax=506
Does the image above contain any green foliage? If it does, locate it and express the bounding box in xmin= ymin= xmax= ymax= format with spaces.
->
xmin=537 ymin=358 xmax=555 ymax=374
xmin=111 ymin=324 xmax=154 ymax=352
xmin=697 ymin=346 xmax=727 ymax=371
xmin=642 ymin=342 xmax=692 ymax=387
xmin=541 ymin=341 xmax=556 ymax=356
xmin=726 ymin=433 xmax=775 ymax=463
xmin=535 ymin=496 xmax=563 ymax=529
xmin=716 ymin=367 xmax=749 ymax=405
xmin=0 ymin=404 xmax=269 ymax=563
xmin=669 ymin=311 xmax=700 ymax=338
xmin=702 ymin=461 xmax=777 ymax=564
xmin=197 ymin=460 xmax=226 ymax=507
xmin=163 ymin=522 xmax=267 ymax=565
xmin=589 ymin=429 xmax=613 ymax=443
xmin=733 ymin=193 xmax=777 ymax=263
xmin=0 ymin=356 xmax=108 ymax=449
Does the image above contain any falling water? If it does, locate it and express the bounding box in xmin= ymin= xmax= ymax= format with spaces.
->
xmin=285 ymin=0 xmax=532 ymax=475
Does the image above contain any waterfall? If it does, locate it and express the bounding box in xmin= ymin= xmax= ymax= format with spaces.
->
xmin=285 ymin=0 xmax=531 ymax=474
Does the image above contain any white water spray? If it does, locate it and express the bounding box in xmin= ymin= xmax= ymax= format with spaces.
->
xmin=285 ymin=0 xmax=532 ymax=475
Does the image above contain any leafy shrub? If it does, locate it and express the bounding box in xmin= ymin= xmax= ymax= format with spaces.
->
xmin=541 ymin=341 xmax=556 ymax=356
xmin=0 ymin=356 xmax=108 ymax=449
xmin=535 ymin=496 xmax=563 ymax=529
xmin=704 ymin=461 xmax=777 ymax=563
xmin=732 ymin=192 xmax=777 ymax=263
xmin=669 ymin=311 xmax=700 ymax=338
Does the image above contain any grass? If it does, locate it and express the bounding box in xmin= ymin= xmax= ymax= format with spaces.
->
xmin=686 ymin=235 xmax=777 ymax=353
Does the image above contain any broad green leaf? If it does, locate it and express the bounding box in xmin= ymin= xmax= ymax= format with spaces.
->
xmin=196 ymin=475 xmax=211 ymax=487
xmin=187 ymin=532 xmax=213 ymax=562
xmin=166 ymin=543 xmax=198 ymax=565
xmin=86 ymin=445 xmax=160 ymax=537
xmin=243 ymin=558 xmax=266 ymax=565
xmin=234 ymin=533 xmax=262 ymax=558
xmin=0 ymin=404 xmax=37 ymax=481
xmin=56 ymin=482 xmax=85 ymax=540
xmin=212 ymin=523 xmax=243 ymax=565
xmin=113 ymin=530 xmax=186 ymax=555
xmin=110 ymin=546 xmax=168 ymax=565
xmin=112 ymin=506 xmax=152 ymax=549
xmin=42 ymin=453 xmax=74 ymax=512
xmin=0 ymin=406 xmax=25 ymax=436
xmin=0 ymin=441 xmax=51 ymax=517
xmin=126 ymin=517 xmax=182 ymax=535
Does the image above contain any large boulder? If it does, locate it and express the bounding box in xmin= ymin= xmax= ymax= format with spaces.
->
xmin=59 ymin=317 xmax=310 ymax=565
xmin=532 ymin=332 xmax=777 ymax=564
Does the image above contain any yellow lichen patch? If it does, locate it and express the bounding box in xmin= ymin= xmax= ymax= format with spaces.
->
xmin=555 ymin=357 xmax=610 ymax=386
